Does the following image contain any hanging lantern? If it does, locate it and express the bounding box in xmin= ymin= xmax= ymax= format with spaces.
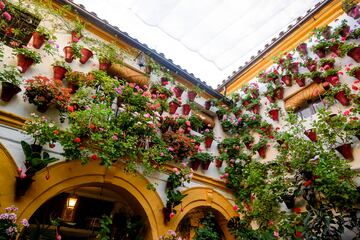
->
xmin=62 ymin=193 xmax=79 ymax=222
xmin=66 ymin=194 xmax=78 ymax=208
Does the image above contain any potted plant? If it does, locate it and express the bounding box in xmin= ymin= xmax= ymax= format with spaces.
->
xmin=14 ymin=47 xmax=42 ymax=73
xmin=324 ymin=84 xmax=351 ymax=106
xmin=281 ymin=71 xmax=292 ymax=86
xmin=342 ymin=0 xmax=359 ymax=19
xmin=241 ymin=131 xmax=254 ymax=150
xmin=323 ymin=69 xmax=340 ymax=86
xmin=23 ymin=114 xmax=61 ymax=151
xmin=312 ymin=41 xmax=329 ymax=58
xmin=263 ymin=82 xmax=277 ymax=103
xmin=246 ymin=98 xmax=261 ymax=114
xmin=252 ymin=138 xmax=268 ymax=159
xmin=64 ymin=71 xmax=87 ymax=93
xmin=24 ymin=76 xmax=71 ymax=113
xmin=344 ymin=44 xmax=360 ymax=63
xmin=0 ymin=65 xmax=21 ymax=102
xmin=162 ymin=131 xmax=197 ymax=161
xmin=92 ymin=42 xmax=123 ymax=71
xmin=52 ymin=60 xmax=72 ymax=81
xmin=306 ymin=71 xmax=323 ymax=84
xmin=347 ymin=66 xmax=360 ymax=80
xmin=71 ymin=18 xmax=85 ymax=42
xmin=0 ymin=206 xmax=29 ymax=238
xmin=204 ymin=99 xmax=213 ymax=110
xmin=305 ymin=58 xmax=317 ymax=72
xmin=215 ymin=153 xmax=228 ymax=168
xmin=319 ymin=58 xmax=335 ymax=70
xmin=203 ymin=128 xmax=214 ymax=149
xmin=79 ymin=47 xmax=93 ymax=64
xmin=296 ymin=42 xmax=308 ymax=57
xmin=16 ymin=141 xmax=58 ymax=196
xmin=32 ymin=26 xmax=53 ymax=49
xmin=304 ymin=129 xmax=317 ymax=142
xmin=333 ymin=20 xmax=350 ymax=38
xmin=173 ymin=83 xmax=186 ymax=98
xmin=293 ymin=73 xmax=306 ymax=87
xmin=182 ymin=102 xmax=191 ymax=116
xmin=216 ymin=106 xmax=228 ymax=120
xmin=169 ymin=97 xmax=181 ymax=114
xmin=187 ymin=89 xmax=197 ymax=102
xmin=63 ymin=42 xmax=82 ymax=63
xmin=267 ymin=103 xmax=280 ymax=121
xmin=191 ymin=152 xmax=214 ymax=170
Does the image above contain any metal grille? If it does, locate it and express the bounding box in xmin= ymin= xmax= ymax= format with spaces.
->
xmin=0 ymin=2 xmax=41 ymax=47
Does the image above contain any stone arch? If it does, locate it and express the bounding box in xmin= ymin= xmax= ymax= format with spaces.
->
xmin=0 ymin=146 xmax=165 ymax=239
xmin=168 ymin=186 xmax=237 ymax=239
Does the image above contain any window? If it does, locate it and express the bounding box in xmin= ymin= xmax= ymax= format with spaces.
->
xmin=0 ymin=3 xmax=40 ymax=47
xmin=296 ymin=98 xmax=326 ymax=119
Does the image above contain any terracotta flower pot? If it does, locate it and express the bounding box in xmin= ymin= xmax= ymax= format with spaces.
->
xmin=304 ymin=129 xmax=317 ymax=142
xmin=182 ymin=104 xmax=191 ymax=115
xmin=252 ymin=104 xmax=260 ymax=114
xmin=187 ymin=91 xmax=197 ymax=102
xmin=266 ymin=95 xmax=275 ymax=103
xmin=205 ymin=100 xmax=212 ymax=110
xmin=53 ymin=66 xmax=68 ymax=81
xmin=347 ymin=5 xmax=360 ymax=19
xmin=169 ymin=101 xmax=180 ymax=114
xmin=215 ymin=159 xmax=223 ymax=168
xmin=275 ymin=87 xmax=284 ymax=100
xmin=173 ymin=87 xmax=184 ymax=98
xmin=71 ymin=30 xmax=82 ymax=43
xmin=79 ymin=48 xmax=93 ymax=64
xmin=191 ymin=159 xmax=201 ymax=171
xmin=37 ymin=104 xmax=49 ymax=113
xmin=336 ymin=143 xmax=354 ymax=160
xmin=315 ymin=49 xmax=326 ymax=58
xmin=295 ymin=77 xmax=305 ymax=87
xmin=334 ymin=91 xmax=350 ymax=106
xmin=15 ymin=176 xmax=34 ymax=197
xmin=257 ymin=146 xmax=267 ymax=159
xmin=201 ymin=161 xmax=211 ymax=170
xmin=268 ymin=109 xmax=279 ymax=121
xmin=17 ymin=54 xmax=34 ymax=73
xmin=99 ymin=59 xmax=111 ymax=71
xmin=289 ymin=63 xmax=299 ymax=74
xmin=63 ymin=46 xmax=74 ymax=63
xmin=296 ymin=43 xmax=307 ymax=56
xmin=353 ymin=68 xmax=360 ymax=80
xmin=347 ymin=47 xmax=360 ymax=63
xmin=244 ymin=142 xmax=252 ymax=150
xmin=326 ymin=75 xmax=340 ymax=86
xmin=281 ymin=75 xmax=292 ymax=86
xmin=330 ymin=44 xmax=341 ymax=57
xmin=32 ymin=32 xmax=45 ymax=49
xmin=204 ymin=136 xmax=213 ymax=148
xmin=1 ymin=82 xmax=21 ymax=102
xmin=307 ymin=62 xmax=317 ymax=72
xmin=311 ymin=76 xmax=323 ymax=84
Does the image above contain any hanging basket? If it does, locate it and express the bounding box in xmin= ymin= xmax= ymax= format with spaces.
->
xmin=204 ymin=136 xmax=213 ymax=148
xmin=17 ymin=54 xmax=34 ymax=73
xmin=191 ymin=159 xmax=201 ymax=171
xmin=79 ymin=48 xmax=93 ymax=64
xmin=268 ymin=109 xmax=279 ymax=121
xmin=32 ymin=32 xmax=46 ymax=49
xmin=182 ymin=104 xmax=191 ymax=115
xmin=334 ymin=91 xmax=350 ymax=106
xmin=187 ymin=90 xmax=197 ymax=102
xmin=53 ymin=66 xmax=68 ymax=81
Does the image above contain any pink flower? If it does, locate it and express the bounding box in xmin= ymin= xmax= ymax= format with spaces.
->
xmin=2 ymin=11 xmax=11 ymax=21
xmin=20 ymin=172 xmax=27 ymax=179
xmin=112 ymin=135 xmax=118 ymax=141
xmin=233 ymin=205 xmax=239 ymax=211
xmin=343 ymin=110 xmax=351 ymax=116
xmin=181 ymin=162 xmax=187 ymax=167
xmin=169 ymin=212 xmax=175 ymax=219
xmin=273 ymin=231 xmax=279 ymax=238
xmin=160 ymin=152 xmax=164 ymax=157
xmin=168 ymin=147 xmax=174 ymax=152
xmin=185 ymin=120 xmax=191 ymax=126
xmin=224 ymin=172 xmax=229 ymax=177
xmin=21 ymin=219 xmax=29 ymax=227
xmin=352 ymin=85 xmax=359 ymax=91
xmin=0 ymin=1 xmax=5 ymax=10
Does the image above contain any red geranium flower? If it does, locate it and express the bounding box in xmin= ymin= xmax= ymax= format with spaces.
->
xmin=74 ymin=137 xmax=81 ymax=143
xmin=304 ymin=180 xmax=312 ymax=187
xmin=90 ymin=154 xmax=97 ymax=160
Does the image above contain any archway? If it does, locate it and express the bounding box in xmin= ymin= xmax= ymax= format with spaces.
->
xmin=168 ymin=187 xmax=237 ymax=240
xmin=0 ymin=147 xmax=165 ymax=240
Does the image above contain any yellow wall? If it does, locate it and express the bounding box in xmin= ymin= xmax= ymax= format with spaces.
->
xmin=224 ymin=0 xmax=348 ymax=94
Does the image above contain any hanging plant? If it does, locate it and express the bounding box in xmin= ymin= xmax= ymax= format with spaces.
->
xmin=342 ymin=0 xmax=360 ymax=19
xmin=347 ymin=66 xmax=360 ymax=80
xmin=240 ymin=131 xmax=255 ymax=150
xmin=173 ymin=83 xmax=186 ymax=98
xmin=0 ymin=65 xmax=22 ymax=102
xmin=190 ymin=152 xmax=214 ymax=170
xmin=168 ymin=97 xmax=181 ymax=114
xmin=266 ymin=103 xmax=281 ymax=121
xmin=324 ymin=83 xmax=352 ymax=106
xmin=319 ymin=58 xmax=335 ymax=70
xmin=52 ymin=60 xmax=72 ymax=81
xmin=296 ymin=42 xmax=308 ymax=57
xmin=13 ymin=47 xmax=41 ymax=73
xmin=312 ymin=41 xmax=330 ymax=58
xmin=252 ymin=138 xmax=268 ymax=159
xmin=70 ymin=18 xmax=85 ymax=42
xmin=323 ymin=69 xmax=340 ymax=86
xmin=293 ymin=73 xmax=306 ymax=87
xmin=280 ymin=71 xmax=293 ymax=86
xmin=63 ymin=42 xmax=82 ymax=63
xmin=305 ymin=58 xmax=317 ymax=72
xmin=203 ymin=128 xmax=214 ymax=149
xmin=305 ymin=71 xmax=323 ymax=84
xmin=333 ymin=19 xmax=351 ymax=38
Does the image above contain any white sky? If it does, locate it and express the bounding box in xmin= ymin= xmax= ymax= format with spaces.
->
xmin=74 ymin=0 xmax=322 ymax=88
